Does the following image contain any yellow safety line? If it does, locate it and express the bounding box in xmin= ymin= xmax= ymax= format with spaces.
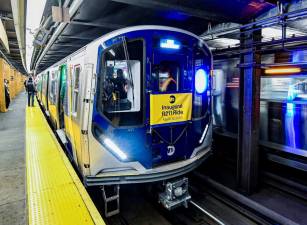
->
xmin=26 ymin=104 xmax=105 ymax=225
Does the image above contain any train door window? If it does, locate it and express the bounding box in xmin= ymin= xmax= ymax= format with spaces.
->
xmin=50 ymin=71 xmax=57 ymax=104
xmin=100 ymin=39 xmax=143 ymax=126
xmin=72 ymin=66 xmax=81 ymax=116
xmin=63 ymin=66 xmax=70 ymax=116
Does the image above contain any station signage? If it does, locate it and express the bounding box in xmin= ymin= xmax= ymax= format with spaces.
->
xmin=150 ymin=93 xmax=192 ymax=126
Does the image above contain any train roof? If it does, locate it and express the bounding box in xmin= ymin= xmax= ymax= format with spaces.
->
xmin=38 ymin=25 xmax=210 ymax=75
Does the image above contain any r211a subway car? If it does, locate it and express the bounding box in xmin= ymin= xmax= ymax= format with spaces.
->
xmin=36 ymin=25 xmax=212 ymax=214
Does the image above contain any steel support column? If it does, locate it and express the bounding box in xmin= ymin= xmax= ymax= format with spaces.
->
xmin=237 ymin=28 xmax=262 ymax=194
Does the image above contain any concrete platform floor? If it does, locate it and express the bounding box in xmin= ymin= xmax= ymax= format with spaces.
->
xmin=0 ymin=93 xmax=26 ymax=225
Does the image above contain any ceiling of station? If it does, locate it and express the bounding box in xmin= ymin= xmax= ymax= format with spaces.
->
xmin=31 ymin=0 xmax=277 ymax=73
xmin=0 ymin=0 xmax=26 ymax=74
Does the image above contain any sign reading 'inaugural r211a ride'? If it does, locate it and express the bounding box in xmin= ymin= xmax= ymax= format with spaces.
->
xmin=150 ymin=93 xmax=192 ymax=126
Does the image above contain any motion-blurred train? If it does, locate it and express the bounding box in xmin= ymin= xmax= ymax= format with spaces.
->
xmin=36 ymin=25 xmax=212 ymax=215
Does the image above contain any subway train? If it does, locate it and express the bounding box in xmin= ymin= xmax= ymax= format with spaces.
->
xmin=36 ymin=25 xmax=212 ymax=215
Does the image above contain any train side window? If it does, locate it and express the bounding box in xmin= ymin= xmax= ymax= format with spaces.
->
xmin=63 ymin=66 xmax=70 ymax=116
xmin=100 ymin=39 xmax=144 ymax=126
xmin=72 ymin=66 xmax=81 ymax=116
xmin=50 ymin=71 xmax=57 ymax=104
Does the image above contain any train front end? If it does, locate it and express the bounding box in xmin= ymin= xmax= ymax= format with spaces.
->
xmin=88 ymin=27 xmax=212 ymax=188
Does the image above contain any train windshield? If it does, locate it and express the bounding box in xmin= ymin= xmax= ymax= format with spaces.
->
xmin=99 ymin=39 xmax=143 ymax=126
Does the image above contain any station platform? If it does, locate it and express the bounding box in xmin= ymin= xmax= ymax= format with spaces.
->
xmin=26 ymin=102 xmax=105 ymax=225
xmin=0 ymin=94 xmax=26 ymax=225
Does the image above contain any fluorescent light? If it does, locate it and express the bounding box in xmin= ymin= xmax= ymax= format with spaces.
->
xmin=160 ymin=39 xmax=180 ymax=49
xmin=104 ymin=138 xmax=127 ymax=160
xmin=265 ymin=67 xmax=301 ymax=75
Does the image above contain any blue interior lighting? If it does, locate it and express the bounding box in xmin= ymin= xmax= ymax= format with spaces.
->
xmin=160 ymin=39 xmax=180 ymax=49
xmin=195 ymin=69 xmax=208 ymax=94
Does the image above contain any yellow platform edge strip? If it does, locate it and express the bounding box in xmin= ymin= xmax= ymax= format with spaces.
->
xmin=26 ymin=104 xmax=105 ymax=225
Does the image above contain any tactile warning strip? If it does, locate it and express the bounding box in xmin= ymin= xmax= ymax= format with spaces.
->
xmin=26 ymin=105 xmax=105 ymax=225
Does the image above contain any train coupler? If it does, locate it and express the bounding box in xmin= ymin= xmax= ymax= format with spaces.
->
xmin=159 ymin=177 xmax=191 ymax=210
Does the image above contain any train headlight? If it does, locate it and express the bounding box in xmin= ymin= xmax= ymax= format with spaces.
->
xmin=195 ymin=69 xmax=208 ymax=94
xmin=104 ymin=138 xmax=127 ymax=160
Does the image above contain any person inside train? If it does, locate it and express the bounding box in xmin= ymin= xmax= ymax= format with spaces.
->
xmin=111 ymin=68 xmax=128 ymax=100
xmin=159 ymin=68 xmax=177 ymax=92
xmin=26 ymin=76 xmax=36 ymax=107
xmin=4 ymin=79 xmax=10 ymax=109
xmin=105 ymin=68 xmax=131 ymax=111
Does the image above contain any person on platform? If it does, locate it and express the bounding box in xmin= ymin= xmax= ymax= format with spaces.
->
xmin=26 ymin=76 xmax=36 ymax=107
xmin=4 ymin=79 xmax=10 ymax=109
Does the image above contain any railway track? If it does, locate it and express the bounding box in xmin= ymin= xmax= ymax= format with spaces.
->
xmin=102 ymin=174 xmax=284 ymax=225
xmin=263 ymin=171 xmax=307 ymax=202
xmin=191 ymin=172 xmax=301 ymax=225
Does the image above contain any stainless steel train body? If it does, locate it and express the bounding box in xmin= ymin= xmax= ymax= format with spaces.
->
xmin=36 ymin=26 xmax=213 ymax=186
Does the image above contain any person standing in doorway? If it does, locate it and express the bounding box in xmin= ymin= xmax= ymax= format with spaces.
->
xmin=26 ymin=76 xmax=36 ymax=107
xmin=4 ymin=79 xmax=10 ymax=109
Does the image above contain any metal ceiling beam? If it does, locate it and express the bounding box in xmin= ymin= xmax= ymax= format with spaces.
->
xmin=60 ymin=35 xmax=93 ymax=40
xmin=70 ymin=19 xmax=124 ymax=29
xmin=10 ymin=0 xmax=27 ymax=73
xmin=5 ymin=30 xmax=16 ymax=34
xmin=33 ymin=0 xmax=84 ymax=70
xmin=8 ymin=37 xmax=18 ymax=42
xmin=52 ymin=42 xmax=84 ymax=47
xmin=9 ymin=48 xmax=20 ymax=51
xmin=110 ymin=0 xmax=230 ymax=22
xmin=45 ymin=54 xmax=68 ymax=57
xmin=47 ymin=50 xmax=74 ymax=53
xmin=9 ymin=42 xmax=19 ymax=45
xmin=0 ymin=10 xmax=13 ymax=20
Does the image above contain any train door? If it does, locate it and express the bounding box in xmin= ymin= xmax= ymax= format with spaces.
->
xmin=36 ymin=76 xmax=42 ymax=102
xmin=58 ymin=65 xmax=67 ymax=129
xmin=49 ymin=70 xmax=58 ymax=128
xmin=71 ymin=64 xmax=83 ymax=168
xmin=64 ymin=58 xmax=85 ymax=169
xmin=78 ymin=63 xmax=94 ymax=175
xmin=42 ymin=72 xmax=49 ymax=111
xmin=150 ymin=50 xmax=192 ymax=165
xmin=63 ymin=64 xmax=78 ymax=163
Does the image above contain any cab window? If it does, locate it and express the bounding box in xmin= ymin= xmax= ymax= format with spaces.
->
xmin=99 ymin=39 xmax=144 ymax=126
